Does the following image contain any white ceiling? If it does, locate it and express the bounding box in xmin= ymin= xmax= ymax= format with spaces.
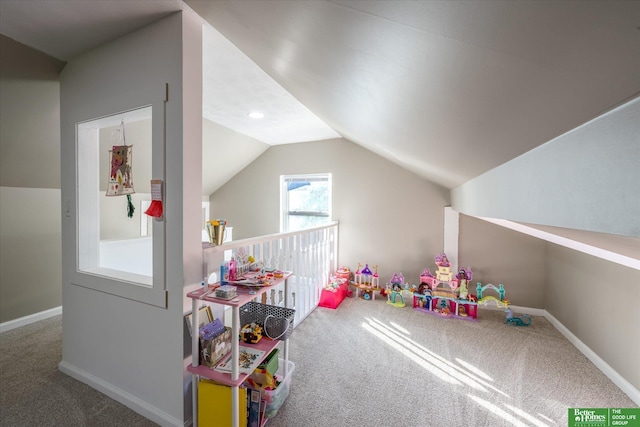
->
xmin=202 ymin=24 xmax=340 ymax=145
xmin=1 ymin=0 xmax=639 ymax=190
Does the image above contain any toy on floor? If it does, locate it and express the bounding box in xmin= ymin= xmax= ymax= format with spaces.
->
xmin=319 ymin=268 xmax=352 ymax=309
xmin=414 ymin=282 xmax=433 ymax=309
xmin=386 ymin=272 xmax=407 ymax=308
xmin=354 ymin=263 xmax=380 ymax=300
xmin=476 ymin=282 xmax=509 ymax=309
xmin=412 ymin=253 xmax=479 ymax=320
xmin=505 ymin=308 xmax=531 ymax=326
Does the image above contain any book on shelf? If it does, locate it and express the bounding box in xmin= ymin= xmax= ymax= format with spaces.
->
xmin=198 ymin=379 xmax=247 ymax=427
xmin=214 ymin=346 xmax=265 ymax=375
xmin=259 ymin=399 xmax=266 ymax=425
xmin=199 ymin=318 xmax=226 ymax=340
xmin=247 ymin=388 xmax=261 ymax=427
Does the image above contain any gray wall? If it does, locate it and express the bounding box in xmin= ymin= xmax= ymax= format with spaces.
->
xmin=459 ymin=214 xmax=546 ymax=308
xmin=0 ymin=35 xmax=64 ymax=322
xmin=210 ymin=139 xmax=549 ymax=308
xmin=210 ymin=138 xmax=450 ymax=283
xmin=546 ymin=244 xmax=640 ymax=391
xmin=451 ymin=97 xmax=640 ymax=237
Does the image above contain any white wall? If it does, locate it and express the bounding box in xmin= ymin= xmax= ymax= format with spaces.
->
xmin=451 ymin=97 xmax=640 ymax=237
xmin=100 ymin=237 xmax=152 ymax=277
xmin=59 ymin=11 xmax=202 ymax=426
xmin=202 ymin=118 xmax=268 ymax=195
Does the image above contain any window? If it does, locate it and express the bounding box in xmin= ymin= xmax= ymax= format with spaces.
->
xmin=73 ymin=100 xmax=167 ymax=308
xmin=280 ymin=174 xmax=331 ymax=232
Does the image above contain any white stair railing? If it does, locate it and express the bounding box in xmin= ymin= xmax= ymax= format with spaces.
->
xmin=202 ymin=222 xmax=339 ymax=325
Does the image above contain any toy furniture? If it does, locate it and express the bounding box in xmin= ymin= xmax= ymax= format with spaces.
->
xmin=354 ymin=263 xmax=380 ymax=300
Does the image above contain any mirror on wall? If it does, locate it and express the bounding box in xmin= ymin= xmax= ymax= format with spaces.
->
xmin=76 ymin=106 xmax=153 ymax=284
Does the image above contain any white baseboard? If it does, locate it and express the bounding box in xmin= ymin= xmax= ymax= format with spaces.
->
xmin=480 ymin=303 xmax=546 ymax=317
xmin=0 ymin=306 xmax=62 ymax=333
xmin=543 ymin=311 xmax=640 ymax=406
xmin=58 ymin=360 xmax=183 ymax=427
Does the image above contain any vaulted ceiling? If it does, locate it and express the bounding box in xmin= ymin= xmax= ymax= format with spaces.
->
xmin=1 ymin=0 xmax=639 ymax=191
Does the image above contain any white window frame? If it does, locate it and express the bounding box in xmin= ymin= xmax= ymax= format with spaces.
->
xmin=280 ymin=173 xmax=332 ymax=232
xmin=72 ymin=100 xmax=167 ymax=308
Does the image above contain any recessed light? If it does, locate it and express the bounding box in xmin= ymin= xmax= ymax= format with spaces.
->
xmin=248 ymin=112 xmax=264 ymax=119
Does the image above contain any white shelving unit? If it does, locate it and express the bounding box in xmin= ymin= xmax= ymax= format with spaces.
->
xmin=187 ymin=272 xmax=293 ymax=427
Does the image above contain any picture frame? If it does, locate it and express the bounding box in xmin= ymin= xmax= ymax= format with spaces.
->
xmin=185 ymin=305 xmax=214 ymax=337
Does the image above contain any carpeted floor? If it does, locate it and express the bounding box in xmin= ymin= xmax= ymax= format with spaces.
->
xmin=0 ymin=315 xmax=156 ymax=427
xmin=0 ymin=297 xmax=636 ymax=427
xmin=267 ymin=296 xmax=636 ymax=427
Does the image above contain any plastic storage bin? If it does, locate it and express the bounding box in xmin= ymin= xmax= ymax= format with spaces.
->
xmin=262 ymin=359 xmax=295 ymax=419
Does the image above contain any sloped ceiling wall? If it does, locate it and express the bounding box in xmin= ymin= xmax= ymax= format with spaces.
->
xmin=452 ymin=97 xmax=640 ymax=238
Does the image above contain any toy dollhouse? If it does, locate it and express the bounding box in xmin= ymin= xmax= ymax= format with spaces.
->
xmin=354 ymin=263 xmax=380 ymax=300
xmin=412 ymin=254 xmax=479 ymax=320
xmin=412 ymin=254 xmax=511 ymax=321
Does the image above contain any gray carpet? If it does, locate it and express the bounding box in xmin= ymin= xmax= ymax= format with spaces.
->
xmin=267 ymin=296 xmax=636 ymax=427
xmin=0 ymin=315 xmax=156 ymax=427
xmin=0 ymin=298 xmax=636 ymax=427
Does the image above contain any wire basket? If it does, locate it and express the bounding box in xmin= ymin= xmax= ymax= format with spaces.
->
xmin=240 ymin=302 xmax=295 ymax=341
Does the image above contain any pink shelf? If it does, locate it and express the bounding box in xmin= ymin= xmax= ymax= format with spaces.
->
xmin=187 ymin=339 xmax=280 ymax=387
xmin=187 ymin=272 xmax=292 ymax=308
xmin=187 ymin=271 xmax=292 ymax=390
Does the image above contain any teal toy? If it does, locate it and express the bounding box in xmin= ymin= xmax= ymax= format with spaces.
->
xmin=505 ymin=308 xmax=531 ymax=326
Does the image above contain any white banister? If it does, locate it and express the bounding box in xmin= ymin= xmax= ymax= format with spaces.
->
xmin=202 ymin=222 xmax=339 ymax=325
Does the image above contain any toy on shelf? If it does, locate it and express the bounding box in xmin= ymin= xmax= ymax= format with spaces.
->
xmin=240 ymin=322 xmax=263 ymax=344
xmin=412 ymin=253 xmax=478 ymax=321
xmin=385 ymin=272 xmax=407 ymax=308
xmin=505 ymin=308 xmax=531 ymax=326
xmin=245 ymin=368 xmax=275 ymax=391
xmin=354 ymin=263 xmax=380 ymax=300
